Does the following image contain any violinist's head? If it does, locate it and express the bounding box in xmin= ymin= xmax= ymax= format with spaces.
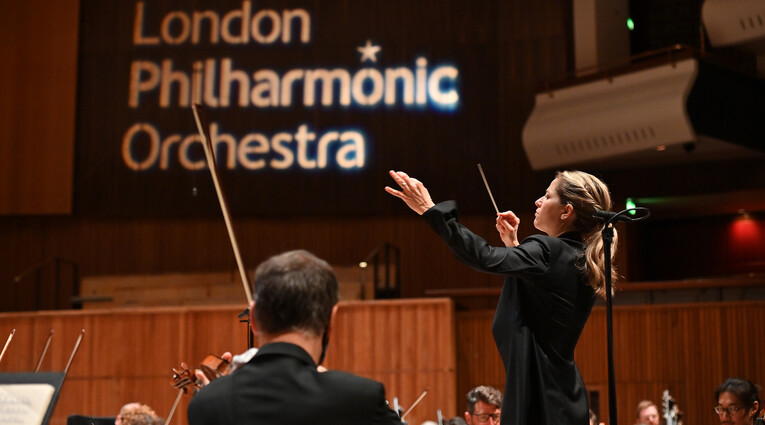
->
xmin=251 ymin=250 xmax=339 ymax=339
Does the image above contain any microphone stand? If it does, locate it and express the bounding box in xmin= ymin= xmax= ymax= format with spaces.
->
xmin=597 ymin=207 xmax=650 ymax=425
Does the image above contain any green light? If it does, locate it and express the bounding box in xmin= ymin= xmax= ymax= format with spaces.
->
xmin=627 ymin=18 xmax=635 ymax=31
xmin=626 ymin=198 xmax=637 ymax=215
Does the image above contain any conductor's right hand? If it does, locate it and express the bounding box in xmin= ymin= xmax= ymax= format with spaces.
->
xmin=385 ymin=170 xmax=435 ymax=215
xmin=496 ymin=210 xmax=520 ymax=247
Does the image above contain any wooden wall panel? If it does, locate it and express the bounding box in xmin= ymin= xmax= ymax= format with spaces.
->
xmin=457 ymin=301 xmax=765 ymax=425
xmin=0 ymin=0 xmax=78 ymax=214
xmin=0 ymin=213 xmax=517 ymax=312
xmin=455 ymin=310 xmax=505 ymax=402
xmin=326 ymin=299 xmax=457 ymax=423
xmin=0 ymin=299 xmax=456 ymax=425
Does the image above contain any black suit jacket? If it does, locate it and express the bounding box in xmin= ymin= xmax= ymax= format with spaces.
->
xmin=424 ymin=201 xmax=595 ymax=425
xmin=188 ymin=342 xmax=401 ymax=425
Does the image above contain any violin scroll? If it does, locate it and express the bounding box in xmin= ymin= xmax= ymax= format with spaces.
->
xmin=171 ymin=355 xmax=231 ymax=394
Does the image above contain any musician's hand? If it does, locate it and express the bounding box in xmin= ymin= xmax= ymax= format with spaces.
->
xmin=194 ymin=352 xmax=233 ymax=386
xmin=385 ymin=170 xmax=435 ymax=215
xmin=496 ymin=210 xmax=520 ymax=247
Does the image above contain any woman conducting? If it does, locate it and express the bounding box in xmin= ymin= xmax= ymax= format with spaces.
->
xmin=385 ymin=169 xmax=617 ymax=425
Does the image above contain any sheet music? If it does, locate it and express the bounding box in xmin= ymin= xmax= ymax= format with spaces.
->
xmin=0 ymin=384 xmax=55 ymax=425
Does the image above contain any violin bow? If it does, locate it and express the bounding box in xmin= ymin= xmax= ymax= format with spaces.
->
xmin=164 ymin=389 xmax=184 ymax=425
xmin=0 ymin=329 xmax=16 ymax=365
xmin=191 ymin=103 xmax=253 ymax=304
xmin=401 ymin=388 xmax=429 ymax=421
xmin=63 ymin=329 xmax=85 ymax=377
xmin=34 ymin=330 xmax=54 ymax=372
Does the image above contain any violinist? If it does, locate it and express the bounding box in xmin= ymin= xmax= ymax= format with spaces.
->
xmin=187 ymin=250 xmax=402 ymax=425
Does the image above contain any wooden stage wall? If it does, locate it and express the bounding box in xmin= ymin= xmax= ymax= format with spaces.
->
xmin=0 ymin=298 xmax=456 ymax=425
xmin=457 ymin=301 xmax=765 ymax=425
xmin=3 ymin=299 xmax=764 ymax=425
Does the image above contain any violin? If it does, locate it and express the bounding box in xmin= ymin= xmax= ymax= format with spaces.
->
xmin=164 ymin=354 xmax=232 ymax=425
xmin=171 ymin=354 xmax=232 ymax=394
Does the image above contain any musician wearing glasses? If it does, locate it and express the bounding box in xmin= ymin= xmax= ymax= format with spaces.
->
xmin=715 ymin=378 xmax=761 ymax=425
xmin=464 ymin=386 xmax=502 ymax=425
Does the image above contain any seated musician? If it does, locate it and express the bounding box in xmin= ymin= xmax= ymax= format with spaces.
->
xmin=464 ymin=386 xmax=502 ymax=425
xmin=187 ymin=250 xmax=402 ymax=425
xmin=115 ymin=403 xmax=163 ymax=425
xmin=635 ymin=400 xmax=660 ymax=425
xmin=714 ymin=377 xmax=761 ymax=425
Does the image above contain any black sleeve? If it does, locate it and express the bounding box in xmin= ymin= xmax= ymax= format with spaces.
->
xmin=422 ymin=200 xmax=552 ymax=278
xmin=187 ymin=377 xmax=234 ymax=425
xmin=369 ymin=382 xmax=404 ymax=425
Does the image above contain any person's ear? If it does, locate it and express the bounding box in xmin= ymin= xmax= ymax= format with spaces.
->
xmin=561 ymin=203 xmax=574 ymax=220
xmin=326 ymin=305 xmax=339 ymax=339
xmin=464 ymin=411 xmax=472 ymax=425
xmin=248 ymin=301 xmax=256 ymax=335
xmin=750 ymin=401 xmax=759 ymax=417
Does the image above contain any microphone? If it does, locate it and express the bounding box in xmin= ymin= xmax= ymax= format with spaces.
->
xmin=593 ymin=207 xmax=650 ymax=223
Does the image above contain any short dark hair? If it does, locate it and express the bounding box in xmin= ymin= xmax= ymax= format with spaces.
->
xmin=253 ymin=250 xmax=339 ymax=336
xmin=466 ymin=385 xmax=502 ymax=413
xmin=715 ymin=377 xmax=761 ymax=411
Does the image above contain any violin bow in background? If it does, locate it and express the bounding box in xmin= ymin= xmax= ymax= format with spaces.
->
xmin=401 ymin=388 xmax=429 ymax=422
xmin=64 ymin=329 xmax=85 ymax=377
xmin=34 ymin=330 xmax=54 ymax=372
xmin=0 ymin=329 xmax=15 ymax=366
xmin=163 ymin=105 xmax=255 ymax=425
xmin=191 ymin=103 xmax=253 ymax=304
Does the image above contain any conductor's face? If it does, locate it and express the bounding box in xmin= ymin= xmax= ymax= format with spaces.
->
xmin=533 ymin=178 xmax=568 ymax=237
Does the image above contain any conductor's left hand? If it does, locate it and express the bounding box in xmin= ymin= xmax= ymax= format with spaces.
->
xmin=385 ymin=170 xmax=435 ymax=215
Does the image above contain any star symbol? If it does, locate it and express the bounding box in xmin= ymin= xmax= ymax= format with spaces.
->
xmin=357 ymin=40 xmax=381 ymax=63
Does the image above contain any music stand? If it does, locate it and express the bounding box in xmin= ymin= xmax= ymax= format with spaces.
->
xmin=0 ymin=329 xmax=85 ymax=425
xmin=0 ymin=371 xmax=66 ymax=425
xmin=66 ymin=415 xmax=116 ymax=425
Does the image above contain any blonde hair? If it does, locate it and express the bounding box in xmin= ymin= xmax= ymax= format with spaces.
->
xmin=636 ymin=400 xmax=658 ymax=418
xmin=554 ymin=170 xmax=618 ymax=298
xmin=119 ymin=404 xmax=163 ymax=425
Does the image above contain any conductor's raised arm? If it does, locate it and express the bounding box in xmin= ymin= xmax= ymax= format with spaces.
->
xmin=384 ymin=170 xmax=435 ymax=215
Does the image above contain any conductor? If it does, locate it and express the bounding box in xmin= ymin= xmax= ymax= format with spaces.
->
xmin=386 ymin=169 xmax=618 ymax=425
